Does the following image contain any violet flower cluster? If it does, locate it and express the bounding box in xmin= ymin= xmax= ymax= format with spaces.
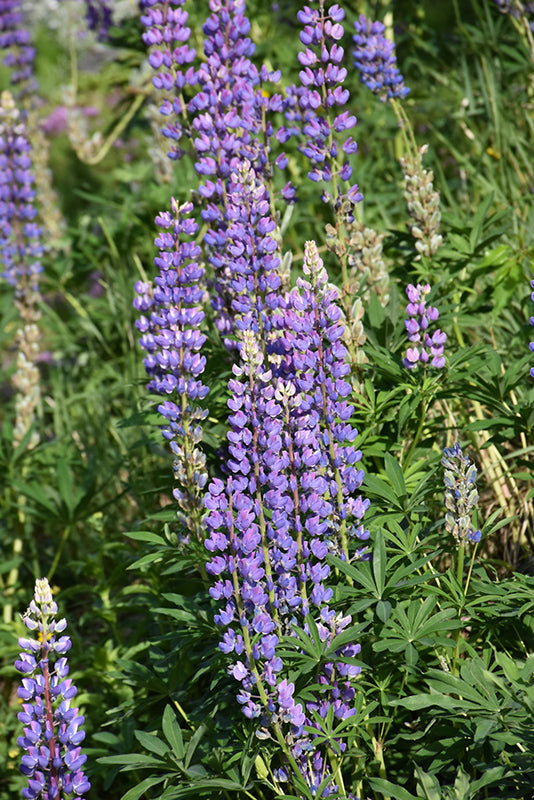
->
xmin=284 ymin=1 xmax=362 ymax=209
xmin=0 ymin=0 xmax=36 ymax=97
xmin=402 ymin=283 xmax=446 ymax=370
xmin=134 ymin=199 xmax=209 ymax=537
xmin=205 ymin=241 xmax=368 ymax=793
xmin=81 ymin=0 xmax=113 ymax=41
xmin=140 ymin=0 xmax=196 ymax=161
xmin=141 ymin=0 xmax=288 ymax=345
xmin=352 ymin=14 xmax=409 ymax=101
xmin=0 ymin=90 xmax=43 ymax=448
xmin=15 ymin=578 xmax=90 ymax=800
xmin=442 ymin=444 xmax=482 ymax=545
xmin=529 ymin=277 xmax=534 ymax=378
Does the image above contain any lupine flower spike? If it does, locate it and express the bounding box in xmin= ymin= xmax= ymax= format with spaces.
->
xmin=402 ymin=283 xmax=446 ymax=370
xmin=400 ymin=144 xmax=443 ymax=259
xmin=0 ymin=90 xmax=43 ymax=449
xmin=352 ymin=14 xmax=409 ymax=101
xmin=15 ymin=578 xmax=91 ymax=800
xmin=442 ymin=444 xmax=482 ymax=544
xmin=134 ymin=199 xmax=209 ymax=542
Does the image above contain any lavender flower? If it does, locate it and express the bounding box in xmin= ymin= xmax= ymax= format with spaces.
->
xmin=530 ymin=277 xmax=534 ymax=378
xmin=352 ymin=14 xmax=409 ymax=101
xmin=15 ymin=578 xmax=91 ymax=800
xmin=134 ymin=199 xmax=209 ymax=538
xmin=402 ymin=283 xmax=446 ymax=370
xmin=0 ymin=90 xmax=43 ymax=448
xmin=442 ymin=444 xmax=482 ymax=544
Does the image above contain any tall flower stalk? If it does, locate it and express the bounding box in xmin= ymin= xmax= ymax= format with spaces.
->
xmin=0 ymin=89 xmax=43 ymax=450
xmin=134 ymin=199 xmax=209 ymax=547
xmin=15 ymin=578 xmax=91 ymax=800
xmin=205 ymin=241 xmax=368 ymax=796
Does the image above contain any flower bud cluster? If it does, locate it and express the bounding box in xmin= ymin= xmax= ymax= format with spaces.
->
xmin=352 ymin=14 xmax=409 ymax=101
xmin=0 ymin=0 xmax=36 ymax=97
xmin=205 ymin=241 xmax=368 ymax=793
xmin=341 ymin=222 xmax=389 ymax=307
xmin=134 ymin=199 xmax=209 ymax=536
xmin=0 ymin=90 xmax=43 ymax=448
xmin=283 ymin=1 xmax=362 ymax=209
xmin=400 ymin=144 xmax=443 ymax=258
xmin=15 ymin=578 xmax=91 ymax=800
xmin=402 ymin=283 xmax=446 ymax=370
xmin=529 ymin=277 xmax=534 ymax=378
xmin=442 ymin=444 xmax=482 ymax=544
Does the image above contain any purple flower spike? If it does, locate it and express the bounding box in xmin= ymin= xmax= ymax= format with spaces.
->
xmin=134 ymin=199 xmax=209 ymax=538
xmin=205 ymin=242 xmax=369 ymax=795
xmin=15 ymin=578 xmax=90 ymax=800
xmin=82 ymin=0 xmax=113 ymax=41
xmin=402 ymin=283 xmax=446 ymax=370
xmin=288 ymin=0 xmax=362 ymax=207
xmin=0 ymin=0 xmax=36 ymax=97
xmin=353 ymin=14 xmax=409 ymax=101
xmin=442 ymin=444 xmax=482 ymax=544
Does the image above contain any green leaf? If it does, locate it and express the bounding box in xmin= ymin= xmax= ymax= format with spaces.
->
xmin=376 ymin=599 xmax=392 ymax=623
xmin=414 ymin=765 xmax=441 ymax=800
xmin=119 ymin=776 xmax=166 ymax=800
xmin=384 ymin=453 xmax=406 ymax=499
xmin=162 ymin=705 xmax=184 ymax=759
xmin=372 ymin=529 xmax=387 ymax=596
xmin=469 ymin=191 xmax=494 ymax=252
xmin=134 ymin=729 xmax=170 ymax=758
xmin=367 ymin=778 xmax=419 ymax=800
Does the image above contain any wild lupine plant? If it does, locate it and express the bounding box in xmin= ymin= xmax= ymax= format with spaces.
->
xmin=15 ymin=578 xmax=90 ymax=800
xmin=402 ymin=283 xmax=446 ymax=370
xmin=0 ymin=89 xmax=43 ymax=449
xmin=205 ymin=241 xmax=368 ymax=795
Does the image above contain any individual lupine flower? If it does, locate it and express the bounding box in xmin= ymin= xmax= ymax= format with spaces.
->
xmin=15 ymin=578 xmax=91 ymax=800
xmin=0 ymin=0 xmax=36 ymax=98
xmin=134 ymin=199 xmax=209 ymax=538
xmin=352 ymin=14 xmax=410 ymax=101
xmin=400 ymin=144 xmax=443 ymax=259
xmin=442 ymin=444 xmax=482 ymax=544
xmin=402 ymin=283 xmax=446 ymax=370
xmin=0 ymin=90 xmax=43 ymax=448
xmin=530 ymin=277 xmax=534 ymax=377
xmin=286 ymin=1 xmax=362 ymax=208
